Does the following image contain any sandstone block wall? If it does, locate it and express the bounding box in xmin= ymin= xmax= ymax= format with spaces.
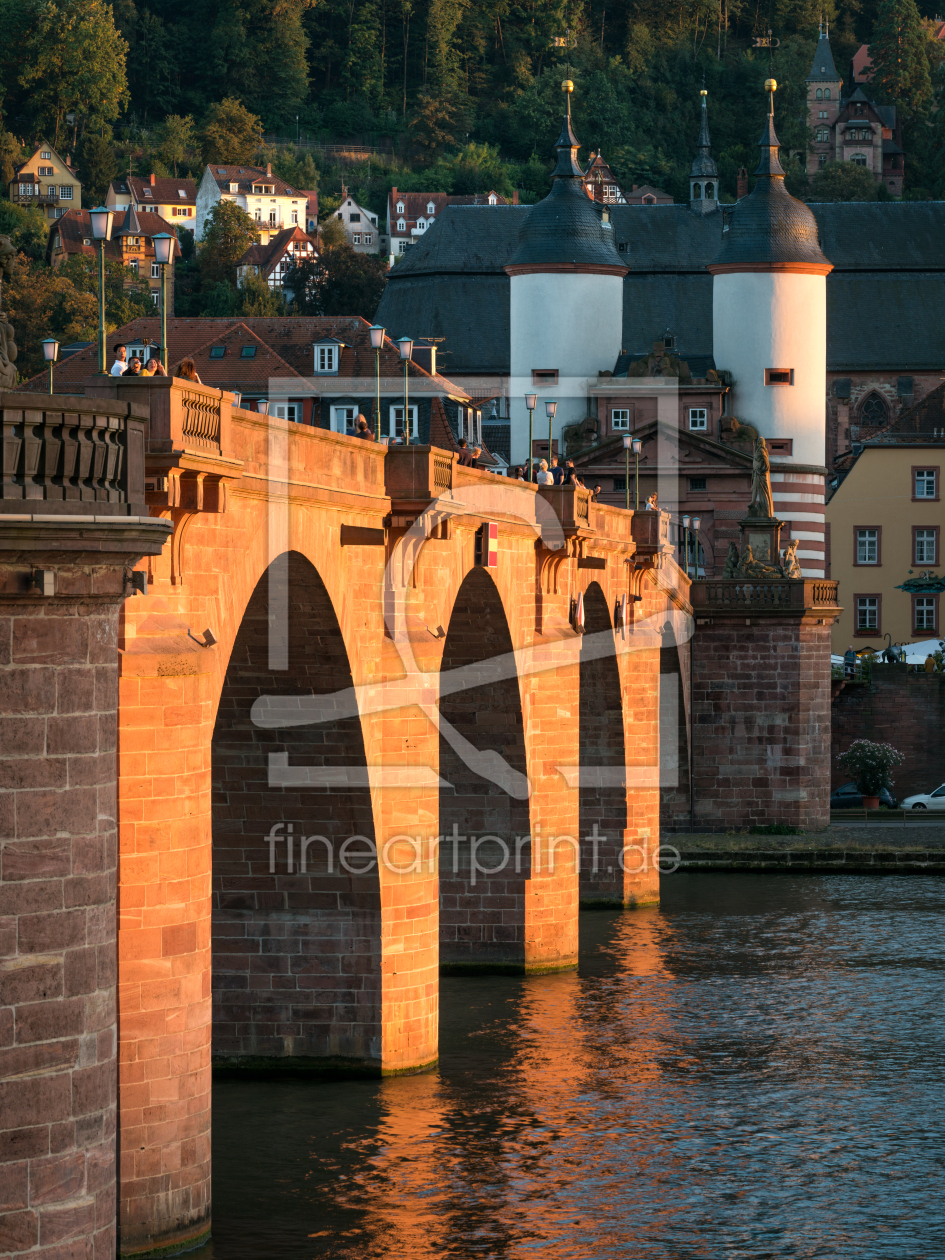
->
xmin=0 ymin=594 xmax=121 ymax=1260
xmin=832 ymin=664 xmax=945 ymax=799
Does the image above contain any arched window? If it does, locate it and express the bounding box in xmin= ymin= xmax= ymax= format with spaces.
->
xmin=693 ymin=182 xmax=702 ymax=199
xmin=824 ymin=88 xmax=831 ymax=100
xmin=705 ymin=182 xmax=714 ymax=198
xmin=816 ymin=88 xmax=823 ymax=101
xmin=852 ymin=153 xmax=867 ymax=167
xmin=860 ymin=393 xmax=888 ymax=426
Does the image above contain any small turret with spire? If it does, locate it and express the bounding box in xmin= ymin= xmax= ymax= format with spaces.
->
xmin=689 ymin=89 xmax=719 ymax=214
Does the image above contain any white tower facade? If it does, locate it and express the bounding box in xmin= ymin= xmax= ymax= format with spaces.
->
xmin=709 ymin=85 xmax=833 ymax=577
xmin=505 ymin=83 xmax=627 ymax=471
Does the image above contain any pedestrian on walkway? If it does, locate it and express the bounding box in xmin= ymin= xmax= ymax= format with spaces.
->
xmin=844 ymin=645 xmax=856 ymax=678
xmin=354 ymin=414 xmax=375 ymax=440
xmin=110 ymin=344 xmax=127 ymax=376
xmin=536 ymin=459 xmax=553 ymax=486
xmin=550 ymin=456 xmax=565 ymax=485
xmin=122 ymin=357 xmax=142 ymax=376
xmin=174 ymin=358 xmax=202 ymax=384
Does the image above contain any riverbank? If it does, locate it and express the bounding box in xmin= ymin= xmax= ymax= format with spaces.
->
xmin=666 ymin=821 xmax=945 ymax=872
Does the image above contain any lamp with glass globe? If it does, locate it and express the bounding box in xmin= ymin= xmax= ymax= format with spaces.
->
xmin=89 ymin=206 xmax=114 ymax=374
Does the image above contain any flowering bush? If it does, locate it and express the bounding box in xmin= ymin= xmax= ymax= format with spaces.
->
xmin=837 ymin=740 xmax=905 ymax=796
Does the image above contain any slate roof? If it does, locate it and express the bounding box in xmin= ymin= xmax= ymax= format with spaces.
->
xmin=864 ymin=382 xmax=945 ymax=440
xmin=807 ymin=32 xmax=841 ymax=82
xmin=377 ymin=200 xmax=945 ymax=374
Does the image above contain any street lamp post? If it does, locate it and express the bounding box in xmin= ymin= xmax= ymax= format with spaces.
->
xmin=151 ymin=232 xmax=174 ymax=375
xmin=89 ymin=206 xmax=114 ymax=375
xmin=369 ymin=324 xmax=385 ymax=436
xmin=41 ymin=338 xmax=58 ymax=394
xmin=545 ymin=399 xmax=557 ymax=470
xmin=691 ymin=515 xmax=701 ymax=578
xmin=632 ymin=437 xmax=642 ymax=510
xmin=681 ymin=515 xmax=691 ymax=578
xmin=525 ymin=392 xmax=537 ymax=481
xmin=622 ymin=434 xmax=632 ymax=510
xmin=395 ymin=337 xmax=413 ymax=445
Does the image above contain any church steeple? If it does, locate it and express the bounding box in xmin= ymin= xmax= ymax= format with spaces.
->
xmin=689 ymin=89 xmax=719 ymax=213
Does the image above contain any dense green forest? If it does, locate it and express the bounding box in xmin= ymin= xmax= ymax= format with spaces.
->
xmin=1 ymin=0 xmax=944 ymax=377
xmin=2 ymin=0 xmax=945 ymax=213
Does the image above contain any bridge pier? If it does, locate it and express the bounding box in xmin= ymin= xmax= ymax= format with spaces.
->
xmin=0 ymin=393 xmax=170 ymax=1260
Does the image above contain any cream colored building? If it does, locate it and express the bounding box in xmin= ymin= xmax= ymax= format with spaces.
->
xmin=106 ymin=174 xmax=197 ymax=225
xmin=828 ymin=438 xmax=945 ymax=650
xmin=9 ymin=141 xmax=81 ymax=220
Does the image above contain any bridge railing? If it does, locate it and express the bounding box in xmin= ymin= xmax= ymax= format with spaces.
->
xmin=85 ymin=376 xmax=235 ymax=461
xmin=0 ymin=390 xmax=147 ymax=514
xmin=690 ymin=578 xmax=841 ymax=611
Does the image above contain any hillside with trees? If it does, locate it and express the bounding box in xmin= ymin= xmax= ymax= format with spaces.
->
xmin=1 ymin=0 xmax=944 ymax=375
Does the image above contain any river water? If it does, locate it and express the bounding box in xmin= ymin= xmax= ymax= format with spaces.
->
xmin=196 ymin=875 xmax=945 ymax=1259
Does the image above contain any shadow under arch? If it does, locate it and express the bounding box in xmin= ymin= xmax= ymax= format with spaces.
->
xmin=578 ymin=582 xmax=630 ymax=909
xmin=211 ymin=551 xmax=381 ymax=1072
xmin=438 ymin=567 xmax=531 ymax=973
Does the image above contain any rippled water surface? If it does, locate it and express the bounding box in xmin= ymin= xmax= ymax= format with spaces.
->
xmin=196 ymin=875 xmax=945 ymax=1259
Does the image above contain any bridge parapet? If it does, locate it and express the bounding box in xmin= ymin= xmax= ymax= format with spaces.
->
xmin=690 ymin=577 xmax=840 ymax=617
xmin=0 ymin=389 xmax=148 ymax=516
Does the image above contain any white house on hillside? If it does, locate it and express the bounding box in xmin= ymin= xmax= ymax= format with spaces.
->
xmin=335 ymin=188 xmax=382 ymax=254
xmin=195 ymin=163 xmax=308 ymax=241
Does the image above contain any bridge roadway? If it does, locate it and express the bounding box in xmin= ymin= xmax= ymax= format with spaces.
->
xmin=0 ymin=380 xmax=687 ymax=1258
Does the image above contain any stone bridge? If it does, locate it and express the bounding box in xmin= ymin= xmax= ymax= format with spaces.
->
xmin=0 ymin=380 xmax=697 ymax=1258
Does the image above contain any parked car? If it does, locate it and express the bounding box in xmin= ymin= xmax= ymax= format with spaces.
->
xmin=830 ymin=782 xmax=898 ymax=809
xmin=901 ymin=785 xmax=945 ymax=810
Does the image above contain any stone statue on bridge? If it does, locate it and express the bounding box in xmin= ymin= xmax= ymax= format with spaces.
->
xmin=781 ymin=539 xmax=802 ymax=579
xmin=0 ymin=235 xmax=18 ymax=390
xmin=749 ymin=434 xmax=774 ymax=517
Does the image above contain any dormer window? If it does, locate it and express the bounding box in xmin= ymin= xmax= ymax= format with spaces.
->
xmin=488 ymin=193 xmax=497 ymax=205
xmin=397 ymin=218 xmax=406 ymax=232
xmin=426 ymin=202 xmax=435 ymax=214
xmin=229 ymin=182 xmax=239 ymax=192
xmin=396 ymin=201 xmax=404 ymax=213
xmin=313 ymin=341 xmax=341 ymax=374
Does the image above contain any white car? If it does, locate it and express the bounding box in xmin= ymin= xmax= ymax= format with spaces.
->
xmin=901 ymin=785 xmax=945 ymax=810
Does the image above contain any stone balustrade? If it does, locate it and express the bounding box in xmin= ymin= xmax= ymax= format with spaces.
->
xmin=691 ymin=577 xmax=840 ymax=614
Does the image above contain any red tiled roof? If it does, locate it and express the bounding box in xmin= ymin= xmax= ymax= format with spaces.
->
xmin=112 ymin=175 xmax=198 ymax=205
xmin=388 ymin=188 xmax=512 ymax=233
xmin=20 ymin=316 xmax=471 ymax=397
xmin=48 ymin=209 xmax=181 ymax=264
xmin=206 ymin=164 xmax=301 ymax=198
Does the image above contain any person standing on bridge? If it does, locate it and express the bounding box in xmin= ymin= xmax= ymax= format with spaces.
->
xmin=109 ymin=344 xmax=127 ymax=375
xmin=536 ymin=459 xmax=553 ymax=486
xmin=354 ymin=414 xmax=375 ymax=440
xmin=174 ymin=358 xmax=202 ymax=384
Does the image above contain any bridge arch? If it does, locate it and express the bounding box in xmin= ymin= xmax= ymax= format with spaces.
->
xmin=438 ymin=566 xmax=532 ymax=971
xmin=211 ymin=550 xmax=381 ymax=1067
xmin=578 ymin=581 xmax=629 ymax=909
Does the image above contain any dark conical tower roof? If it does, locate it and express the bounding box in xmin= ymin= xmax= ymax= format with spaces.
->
xmin=113 ymin=206 xmax=142 ymax=237
xmin=709 ymin=83 xmax=832 ymax=272
xmin=506 ymin=82 xmax=626 ymax=274
xmin=690 ymin=90 xmax=718 ymax=180
xmin=806 ymin=28 xmax=840 ymax=82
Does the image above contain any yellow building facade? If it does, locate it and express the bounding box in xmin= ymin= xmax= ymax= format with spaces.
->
xmin=828 ymin=441 xmax=945 ymax=650
xmin=9 ymin=141 xmax=81 ymax=220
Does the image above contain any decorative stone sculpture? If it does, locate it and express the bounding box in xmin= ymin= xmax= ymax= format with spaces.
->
xmin=723 ymin=541 xmax=740 ymax=577
xmin=748 ymin=433 xmax=774 ymax=517
xmin=736 ymin=542 xmax=782 ymax=580
xmin=781 ymin=539 xmax=802 ymax=579
xmin=0 ymin=234 xmax=18 ymax=390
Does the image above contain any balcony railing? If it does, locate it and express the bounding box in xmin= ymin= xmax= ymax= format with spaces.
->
xmin=13 ymin=189 xmax=59 ymax=206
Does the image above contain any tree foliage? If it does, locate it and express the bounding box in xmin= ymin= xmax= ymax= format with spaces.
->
xmin=285 ymin=243 xmax=387 ymax=318
xmin=809 ymin=158 xmax=879 ymax=200
xmin=198 ymin=97 xmax=265 ymax=165
xmin=17 ymin=0 xmax=129 ymax=148
xmin=77 ymin=134 xmax=119 ymax=205
xmin=868 ymin=0 xmax=932 ymax=121
xmin=198 ymin=199 xmax=259 ymax=285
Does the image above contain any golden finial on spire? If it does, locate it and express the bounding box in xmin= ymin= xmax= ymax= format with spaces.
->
xmin=561 ymin=79 xmax=574 ymax=93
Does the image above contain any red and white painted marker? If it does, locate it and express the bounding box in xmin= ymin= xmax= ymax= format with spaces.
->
xmin=477 ymin=521 xmax=498 ymax=568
